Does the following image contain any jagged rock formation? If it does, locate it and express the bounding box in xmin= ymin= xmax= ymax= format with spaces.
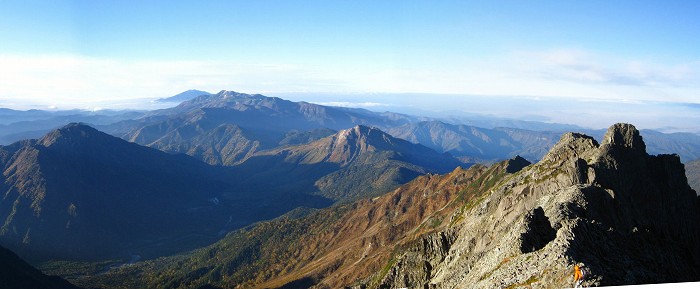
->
xmin=374 ymin=123 xmax=700 ymax=288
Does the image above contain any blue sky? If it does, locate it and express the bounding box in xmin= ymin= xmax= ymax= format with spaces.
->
xmin=1 ymin=1 xmax=699 ymax=130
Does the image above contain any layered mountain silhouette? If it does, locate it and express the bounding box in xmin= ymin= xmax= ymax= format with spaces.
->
xmin=107 ymin=91 xmax=700 ymax=167
xmin=0 ymin=109 xmax=145 ymax=145
xmin=83 ymin=124 xmax=700 ymax=289
xmin=114 ymin=90 xmax=420 ymax=165
xmin=0 ymin=122 xmax=463 ymax=262
xmin=386 ymin=120 xmax=561 ymax=162
xmin=639 ymin=129 xmax=700 ymax=162
xmin=0 ymin=123 xmax=335 ymax=262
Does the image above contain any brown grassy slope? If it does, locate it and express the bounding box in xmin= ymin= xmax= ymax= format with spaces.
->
xmin=233 ymin=161 xmax=510 ymax=289
xmin=78 ymin=159 xmax=517 ymax=289
xmin=261 ymin=162 xmax=512 ymax=289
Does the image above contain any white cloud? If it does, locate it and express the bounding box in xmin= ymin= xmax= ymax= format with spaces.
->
xmin=0 ymin=54 xmax=349 ymax=109
xmin=311 ymin=101 xmax=389 ymax=108
xmin=0 ymin=50 xmax=698 ymax=110
xmin=532 ymin=49 xmax=699 ymax=86
xmin=506 ymin=49 xmax=700 ymax=102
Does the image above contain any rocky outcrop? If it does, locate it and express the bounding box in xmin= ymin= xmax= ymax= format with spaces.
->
xmin=378 ymin=231 xmax=457 ymax=289
xmin=369 ymin=123 xmax=700 ymax=288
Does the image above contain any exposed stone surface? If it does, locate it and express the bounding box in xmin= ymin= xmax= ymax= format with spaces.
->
xmin=601 ymin=123 xmax=646 ymax=152
xmin=519 ymin=207 xmax=556 ymax=254
xmin=369 ymin=123 xmax=700 ymax=288
xmin=378 ymin=231 xmax=456 ymax=289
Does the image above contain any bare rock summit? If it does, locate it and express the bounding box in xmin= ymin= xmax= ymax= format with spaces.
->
xmin=372 ymin=123 xmax=700 ymax=288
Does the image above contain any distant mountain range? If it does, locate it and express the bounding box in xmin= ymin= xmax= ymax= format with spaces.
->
xmin=386 ymin=121 xmax=561 ymax=162
xmin=114 ymin=91 xmax=422 ymax=165
xmin=0 ymin=109 xmax=145 ymax=145
xmin=103 ymin=90 xmax=700 ymax=165
xmin=3 ymin=90 xmax=700 ymax=164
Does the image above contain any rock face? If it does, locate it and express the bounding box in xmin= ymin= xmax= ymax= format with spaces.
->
xmin=373 ymin=123 xmax=700 ymax=288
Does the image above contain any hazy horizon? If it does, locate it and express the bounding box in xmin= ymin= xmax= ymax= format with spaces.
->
xmin=1 ymin=1 xmax=699 ymax=132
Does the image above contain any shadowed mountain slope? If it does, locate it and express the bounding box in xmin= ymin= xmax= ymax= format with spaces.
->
xmin=0 ymin=244 xmax=81 ymax=289
xmin=0 ymin=123 xmax=330 ymax=262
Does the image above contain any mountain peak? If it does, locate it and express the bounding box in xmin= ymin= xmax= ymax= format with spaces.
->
xmin=38 ymin=123 xmax=102 ymax=147
xmin=601 ymin=123 xmax=646 ymax=152
xmin=340 ymin=125 xmax=377 ymax=137
xmin=179 ymin=90 xmax=280 ymax=109
xmin=333 ymin=125 xmax=397 ymax=152
xmin=216 ymin=90 xmax=264 ymax=99
xmin=542 ymin=131 xmax=599 ymax=163
xmin=505 ymin=155 xmax=531 ymax=173
xmin=157 ymin=90 xmax=211 ymax=103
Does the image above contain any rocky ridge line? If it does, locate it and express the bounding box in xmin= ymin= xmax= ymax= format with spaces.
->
xmin=371 ymin=123 xmax=699 ymax=288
